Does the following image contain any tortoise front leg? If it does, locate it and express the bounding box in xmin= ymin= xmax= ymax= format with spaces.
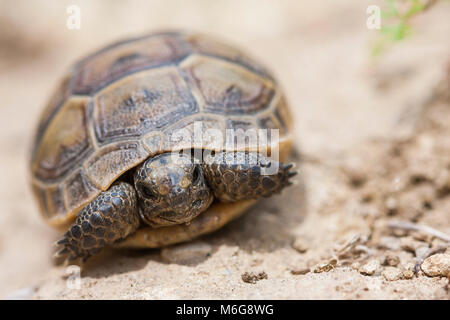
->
xmin=202 ymin=151 xmax=296 ymax=202
xmin=56 ymin=182 xmax=140 ymax=261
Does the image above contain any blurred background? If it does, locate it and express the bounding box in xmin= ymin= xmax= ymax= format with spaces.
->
xmin=0 ymin=0 xmax=449 ymax=299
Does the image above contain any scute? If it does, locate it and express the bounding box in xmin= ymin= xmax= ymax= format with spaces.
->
xmin=93 ymin=66 xmax=198 ymax=144
xmin=31 ymin=31 xmax=292 ymax=227
xmin=31 ymin=74 xmax=73 ymax=158
xmin=32 ymin=97 xmax=92 ymax=182
xmin=272 ymin=95 xmax=293 ymax=132
xmin=64 ymin=169 xmax=100 ymax=213
xmin=180 ymin=56 xmax=274 ymax=115
xmin=84 ymin=141 xmax=149 ymax=190
xmin=46 ymin=185 xmax=67 ymax=218
xmin=185 ymin=33 xmax=273 ymax=79
xmin=161 ymin=114 xmax=226 ymax=152
xmin=72 ymin=33 xmax=190 ymax=94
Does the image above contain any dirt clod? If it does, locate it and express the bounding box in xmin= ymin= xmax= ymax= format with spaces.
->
xmin=292 ymin=237 xmax=309 ymax=253
xmin=402 ymin=269 xmax=415 ymax=280
xmin=382 ymin=267 xmax=403 ymax=281
xmin=359 ymin=259 xmax=380 ymax=276
xmin=421 ymin=254 xmax=450 ymax=277
xmin=291 ymin=267 xmax=311 ymax=276
xmin=313 ymin=259 xmax=338 ymax=273
xmin=241 ymin=272 xmax=268 ymax=284
xmin=383 ymin=253 xmax=400 ymax=267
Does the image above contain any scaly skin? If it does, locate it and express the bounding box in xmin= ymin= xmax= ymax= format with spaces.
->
xmin=202 ymin=151 xmax=296 ymax=202
xmin=56 ymin=182 xmax=140 ymax=261
xmin=56 ymin=151 xmax=296 ymax=261
xmin=134 ymin=153 xmax=213 ymax=227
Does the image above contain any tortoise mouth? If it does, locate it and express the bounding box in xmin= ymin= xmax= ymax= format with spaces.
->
xmin=157 ymin=211 xmax=178 ymax=223
xmin=156 ymin=210 xmax=199 ymax=225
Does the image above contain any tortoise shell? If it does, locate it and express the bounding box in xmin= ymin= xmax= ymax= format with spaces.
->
xmin=30 ymin=31 xmax=293 ymax=229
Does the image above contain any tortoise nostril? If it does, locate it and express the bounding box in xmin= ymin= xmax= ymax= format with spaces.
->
xmin=171 ymin=186 xmax=183 ymax=195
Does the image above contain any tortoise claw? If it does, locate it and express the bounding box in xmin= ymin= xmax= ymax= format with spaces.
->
xmin=283 ymin=163 xmax=295 ymax=170
xmin=288 ymin=170 xmax=298 ymax=178
xmin=54 ymin=247 xmax=70 ymax=258
xmin=55 ymin=237 xmax=69 ymax=246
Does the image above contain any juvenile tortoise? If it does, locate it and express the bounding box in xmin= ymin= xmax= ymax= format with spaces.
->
xmin=30 ymin=31 xmax=296 ymax=261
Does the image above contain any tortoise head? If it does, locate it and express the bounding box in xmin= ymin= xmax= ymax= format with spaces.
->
xmin=134 ymin=152 xmax=213 ymax=226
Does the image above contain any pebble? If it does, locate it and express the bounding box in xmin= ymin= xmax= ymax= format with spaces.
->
xmin=160 ymin=241 xmax=213 ymax=265
xmin=292 ymin=237 xmax=309 ymax=253
xmin=359 ymin=259 xmax=380 ymax=276
xmin=291 ymin=267 xmax=310 ymax=275
xmin=420 ymin=254 xmax=450 ymax=277
xmin=241 ymin=271 xmax=268 ymax=284
xmin=382 ymin=267 xmax=402 ymax=281
xmin=402 ymin=269 xmax=414 ymax=279
xmin=313 ymin=258 xmax=337 ymax=273
xmin=383 ymin=252 xmax=400 ymax=267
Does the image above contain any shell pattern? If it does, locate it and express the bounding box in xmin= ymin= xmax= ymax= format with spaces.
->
xmin=30 ymin=31 xmax=292 ymax=227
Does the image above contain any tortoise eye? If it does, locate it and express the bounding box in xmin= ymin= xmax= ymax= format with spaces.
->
xmin=140 ymin=184 xmax=157 ymax=199
xmin=192 ymin=165 xmax=201 ymax=184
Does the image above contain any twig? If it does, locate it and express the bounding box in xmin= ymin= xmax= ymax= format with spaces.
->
xmin=387 ymin=220 xmax=450 ymax=243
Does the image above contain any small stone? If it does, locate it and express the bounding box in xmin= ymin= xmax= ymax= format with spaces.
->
xmin=382 ymin=252 xmax=400 ymax=267
xmin=402 ymin=269 xmax=414 ymax=279
xmin=313 ymin=258 xmax=337 ymax=273
xmin=160 ymin=241 xmax=212 ymax=265
xmin=290 ymin=267 xmax=310 ymax=275
xmin=292 ymin=237 xmax=309 ymax=253
xmin=241 ymin=271 xmax=268 ymax=284
xmin=421 ymin=254 xmax=450 ymax=277
xmin=359 ymin=259 xmax=380 ymax=276
xmin=382 ymin=267 xmax=402 ymax=281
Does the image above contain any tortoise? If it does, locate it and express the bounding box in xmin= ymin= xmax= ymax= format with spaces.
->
xmin=29 ymin=31 xmax=296 ymax=261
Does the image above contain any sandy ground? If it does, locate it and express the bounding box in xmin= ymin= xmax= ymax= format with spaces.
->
xmin=0 ymin=0 xmax=449 ymax=299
